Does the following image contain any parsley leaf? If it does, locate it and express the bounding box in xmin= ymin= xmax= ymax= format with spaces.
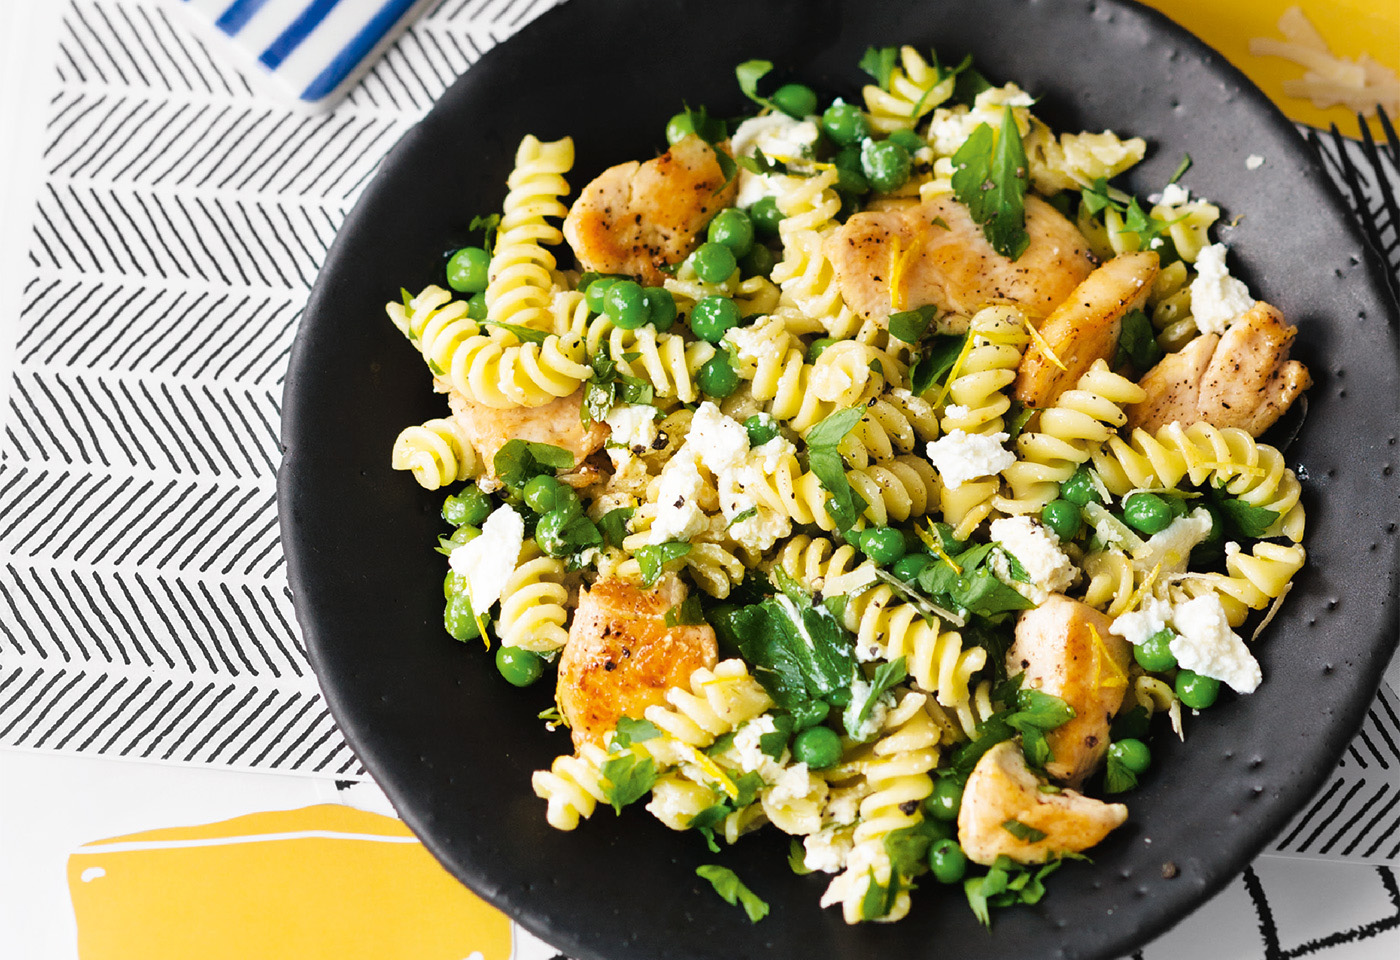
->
xmin=860 ymin=869 xmax=902 ymax=921
xmin=917 ymin=541 xmax=1034 ymax=620
xmin=964 ymin=856 xmax=1065 ymax=926
xmin=612 ymin=716 xmax=661 ymax=749
xmin=696 ymin=864 xmax=769 ymax=923
xmin=951 ymin=106 xmax=1030 ymax=259
xmin=1210 ymin=488 xmax=1281 ymax=540
xmin=600 ymin=753 xmax=656 ymax=813
xmin=844 ymin=656 xmax=908 ymax=737
xmin=634 ymin=541 xmax=692 ymax=586
xmin=888 ymin=304 xmax=937 ymax=343
xmin=492 ymin=440 xmax=573 ymax=493
xmin=952 ymin=63 xmax=992 ymax=105
xmin=1001 ymin=818 xmax=1048 ymax=843
xmin=1104 ymin=750 xmax=1138 ymax=793
xmin=735 ymin=59 xmax=776 ymax=111
xmin=725 ymin=595 xmax=857 ymax=712
xmin=583 ymin=348 xmax=655 ymax=425
xmin=909 ymin=332 xmax=968 ymax=395
xmin=758 ymin=714 xmax=795 ymax=759
xmin=884 ymin=817 xmax=947 ymax=878
xmin=805 ymin=406 xmax=870 ymax=534
xmin=476 ymin=319 xmax=550 ymax=344
xmin=736 ymin=149 xmax=790 ymax=176
xmin=598 ymin=507 xmax=634 ymax=548
xmin=788 ymin=838 xmax=814 ymax=875
xmin=859 ymin=46 xmax=899 ymax=90
xmin=664 ymin=594 xmax=705 ymax=627
xmin=728 ymin=506 xmax=759 ymax=527
xmin=469 ymin=213 xmax=501 ymax=252
xmin=1081 ymin=177 xmax=1120 ymax=215
xmin=1122 ymin=197 xmax=1179 ymax=249
xmin=1113 ymin=308 xmax=1164 ymax=371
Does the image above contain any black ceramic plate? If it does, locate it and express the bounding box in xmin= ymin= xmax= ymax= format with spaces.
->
xmin=279 ymin=1 xmax=1400 ymax=957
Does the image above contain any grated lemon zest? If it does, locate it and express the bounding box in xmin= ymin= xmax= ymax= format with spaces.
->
xmin=1023 ymin=317 xmax=1068 ymax=371
xmin=932 ymin=331 xmax=980 ymax=408
xmin=1124 ymin=562 xmax=1163 ymax=614
xmin=674 ymin=741 xmax=740 ymax=800
xmin=1089 ymin=623 xmax=1128 ymax=691
xmin=888 ymin=236 xmax=905 ymax=312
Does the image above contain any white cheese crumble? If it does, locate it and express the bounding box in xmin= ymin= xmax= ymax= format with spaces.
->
xmin=732 ymin=716 xmax=783 ymax=774
xmin=844 ymin=679 xmax=893 ymax=743
xmin=1170 ymin=594 xmax=1261 ymax=693
xmin=927 ymin=83 xmax=1035 ymax=157
xmin=676 ymin=402 xmax=794 ymax=552
xmin=603 ymin=402 xmax=659 ymax=467
xmin=767 ymin=762 xmax=815 ymax=806
xmin=648 ymin=454 xmax=708 ymax=544
xmin=1189 ymin=243 xmax=1256 ymax=335
xmin=925 ymin=430 xmax=1015 ymax=489
xmin=731 ymin=113 xmax=821 ymax=207
xmin=1246 ymin=154 xmax=1265 ymax=170
xmin=1131 ymin=507 xmax=1214 ymax=575
xmin=988 ymin=516 xmax=1076 ymax=604
xmin=803 ymin=825 xmax=854 ymax=874
xmin=1110 ymin=596 xmax=1173 ymax=647
xmin=448 ymin=504 xmax=524 ymax=615
xmin=1159 ymin=182 xmax=1191 ymax=207
xmin=723 ymin=324 xmax=784 ymax=372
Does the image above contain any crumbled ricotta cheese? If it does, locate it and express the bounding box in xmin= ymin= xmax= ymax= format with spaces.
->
xmin=803 ymin=825 xmax=854 ymax=874
xmin=927 ymin=83 xmax=1035 ymax=157
xmin=767 ymin=762 xmax=815 ymax=807
xmin=689 ymin=402 xmax=750 ymax=474
xmin=1246 ymin=154 xmax=1265 ymax=170
xmin=1190 ymin=243 xmax=1256 ymax=335
xmin=1159 ymin=182 xmax=1191 ymax=207
xmin=723 ymin=324 xmax=784 ymax=372
xmin=825 ymin=785 xmax=865 ymax=826
xmin=1169 ymin=594 xmax=1261 ymax=693
xmin=731 ymin=113 xmax=821 ymax=207
xmin=989 ymin=516 xmax=1076 ymax=603
xmin=603 ymin=402 xmax=659 ymax=467
xmin=844 ymin=679 xmax=893 ymax=743
xmin=732 ymin=716 xmax=782 ymax=774
xmin=680 ymin=403 xmax=794 ymax=552
xmin=448 ymin=504 xmax=524 ymax=615
xmin=1110 ymin=596 xmax=1173 ymax=647
xmin=1131 ymin=507 xmax=1214 ymax=575
xmin=648 ymin=454 xmax=708 ymax=544
xmin=943 ymin=403 xmax=971 ymax=421
xmin=925 ymin=430 xmax=1015 ymax=489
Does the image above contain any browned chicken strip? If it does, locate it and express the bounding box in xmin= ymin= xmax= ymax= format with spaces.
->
xmin=826 ymin=194 xmax=1094 ymax=326
xmin=1015 ymin=251 xmax=1159 ymax=409
xmin=1126 ymin=301 xmax=1312 ymax=437
xmin=958 ymin=741 xmax=1129 ymax=866
xmin=1007 ymin=595 xmax=1131 ymax=788
xmin=448 ymin=386 xmax=607 ymax=479
xmin=557 ymin=576 xmax=718 ymax=749
xmin=563 ymin=135 xmax=737 ymax=286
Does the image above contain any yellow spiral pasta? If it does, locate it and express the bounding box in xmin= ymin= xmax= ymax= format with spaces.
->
xmin=811 ymin=341 xmax=906 ymax=407
xmin=1025 ymin=123 xmax=1146 ymax=194
xmin=644 ymin=659 xmax=774 ymax=750
xmin=585 ymin=318 xmax=715 ymax=403
xmin=445 ymin=331 xmax=592 ymax=409
xmin=750 ymin=451 xmax=939 ymax=531
xmin=771 ymin=170 xmax=861 ymax=338
xmin=390 ymin=417 xmax=480 ymax=490
xmin=1082 ymin=547 xmax=1136 ymax=618
xmin=839 ymin=391 xmax=941 ymax=468
xmin=497 ymin=544 xmax=571 ymax=653
xmin=664 ymin=259 xmax=780 ymax=317
xmin=1148 ymin=260 xmax=1199 ymax=352
xmin=998 ymin=360 xmax=1146 ymax=513
xmin=861 ymin=46 xmax=956 ymax=134
xmin=531 ymin=740 xmax=612 ymax=831
xmin=484 ymin=135 xmax=574 ymax=335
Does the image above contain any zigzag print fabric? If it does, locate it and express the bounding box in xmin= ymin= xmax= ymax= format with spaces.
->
xmin=0 ymin=0 xmax=562 ymax=775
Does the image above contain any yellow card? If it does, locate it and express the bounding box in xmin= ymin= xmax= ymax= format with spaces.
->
xmin=68 ymin=804 xmax=513 ymax=960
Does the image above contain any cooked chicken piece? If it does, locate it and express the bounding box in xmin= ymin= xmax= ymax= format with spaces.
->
xmin=826 ymin=194 xmax=1094 ymax=325
xmin=1015 ymin=251 xmax=1159 ymax=409
xmin=563 ymin=135 xmax=737 ymax=286
xmin=1007 ymin=595 xmax=1131 ymax=788
xmin=958 ymin=741 xmax=1129 ymax=866
xmin=1126 ymin=301 xmax=1312 ymax=437
xmin=557 ymin=576 xmax=718 ymax=749
xmin=448 ymin=386 xmax=606 ymax=480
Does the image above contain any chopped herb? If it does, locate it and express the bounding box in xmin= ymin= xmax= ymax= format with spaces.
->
xmin=664 ymin=594 xmax=706 ymax=627
xmin=859 ymin=46 xmax=899 ymax=90
xmin=909 ymin=333 xmax=969 ymax=395
xmin=964 ymin=856 xmax=1064 ymax=926
xmin=1001 ymin=818 xmax=1048 ymax=843
xmin=736 ymin=149 xmax=790 ymax=176
xmin=583 ymin=348 xmax=655 ymax=425
xmin=869 ymin=567 xmax=964 ymax=627
xmin=788 ymin=838 xmax=814 ymax=874
xmin=952 ymin=63 xmax=992 ymax=105
xmin=998 ymin=547 xmax=1031 ymax=583
xmin=916 ymin=541 xmax=1034 ymax=621
xmin=476 ymin=319 xmax=550 ymax=344
xmin=884 ymin=818 xmax=947 ymax=877
xmin=805 ymin=406 xmax=871 ymax=534
xmin=1104 ymin=750 xmax=1138 ymax=793
xmin=1081 ymin=177 xmax=1120 ymax=215
xmin=860 ymin=869 xmax=902 ymax=921
xmin=735 ymin=59 xmax=776 ymax=111
xmin=759 ymin=714 xmax=795 ymax=759
xmin=612 ymin=716 xmax=661 ymax=749
xmin=930 ymin=216 xmax=951 ymax=230
xmin=721 ymin=595 xmax=856 ymax=712
xmin=634 ymin=541 xmax=692 ymax=586
xmin=888 ymin=304 xmax=937 ymax=343
xmin=688 ymin=805 xmax=730 ymax=852
xmin=844 ymin=656 xmax=908 ymax=737
xmin=728 ymin=507 xmax=759 ymax=527
xmin=600 ymin=753 xmax=656 ymax=814
xmin=469 ymin=212 xmax=501 ymax=252
xmin=1169 ymin=153 xmax=1192 ymax=185
xmin=399 ymin=287 xmax=414 ymax=310
xmin=1210 ymin=488 xmax=1281 ymax=539
xmin=1113 ymin=308 xmax=1164 ymax=371
xmin=537 ymin=705 xmax=563 ymax=723
xmin=1004 ymin=401 xmax=1035 ymax=442
xmin=598 ymin=507 xmax=634 ymax=548
xmin=696 ymin=864 xmax=770 ymax=923
xmin=951 ymin=106 xmax=1030 ymax=259
xmin=493 ymin=440 xmax=574 ymax=493
xmin=1122 ymin=197 xmax=1182 ymax=250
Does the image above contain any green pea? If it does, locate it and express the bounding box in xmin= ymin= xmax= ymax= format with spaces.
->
xmin=495 ymin=645 xmax=543 ymax=687
xmin=443 ymin=570 xmax=468 ymax=599
xmin=689 ymin=296 xmax=739 ymax=343
xmin=886 ymin=129 xmax=924 ymax=154
xmin=446 ymin=246 xmax=490 ymax=294
xmin=448 ymin=524 xmax=481 ymax=546
xmin=1123 ymin=492 xmax=1173 ymax=535
xmin=697 ymin=352 xmax=739 ymax=398
xmin=585 ymin=276 xmax=619 ymax=314
xmin=772 ymin=82 xmax=818 ymax=119
xmin=1134 ymin=628 xmax=1178 ymax=672
xmin=892 ymin=552 xmax=932 ymax=582
xmin=534 ymin=509 xmax=573 ymax=558
xmin=859 ymin=526 xmax=906 ymax=565
xmin=821 ymin=101 xmax=870 ymax=146
xmin=1176 ymin=670 xmax=1220 ymax=710
xmin=748 ymin=195 xmax=785 ymax=237
xmin=792 ymin=726 xmax=842 ymax=769
xmin=523 ymin=474 xmax=575 ymax=514
xmin=744 ymin=415 xmax=779 ymax=447
xmin=739 ymin=242 xmax=775 ymax=279
xmin=1109 ymin=738 xmax=1152 ymax=774
xmin=443 ymin=487 xmax=490 ymax=526
xmin=1040 ymin=499 xmax=1081 ymax=542
xmin=928 ymin=839 xmax=967 ymax=884
xmin=833 ymin=144 xmax=863 ymax=173
xmin=466 ymin=291 xmax=487 ymax=321
xmin=1059 ymin=465 xmax=1104 ymax=506
xmin=924 ymin=778 xmax=963 ymax=821
xmin=791 ymin=699 xmax=830 ymax=730
xmin=861 ymin=139 xmax=911 ymax=193
xmin=835 ymin=163 xmax=870 ymax=196
xmin=604 ymin=279 xmax=648 ymax=330
xmin=642 ymin=286 xmax=677 ymax=331
xmin=688 ymin=241 xmax=737 ymax=284
xmin=806 ymin=337 xmax=837 ymax=362
xmin=707 ymin=208 xmax=754 ymax=257
xmin=444 ymin=594 xmax=481 ymax=642
xmin=665 ymin=111 xmax=697 ymax=145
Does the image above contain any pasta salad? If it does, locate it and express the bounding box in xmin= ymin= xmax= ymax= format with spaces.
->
xmin=384 ymin=46 xmax=1311 ymax=926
